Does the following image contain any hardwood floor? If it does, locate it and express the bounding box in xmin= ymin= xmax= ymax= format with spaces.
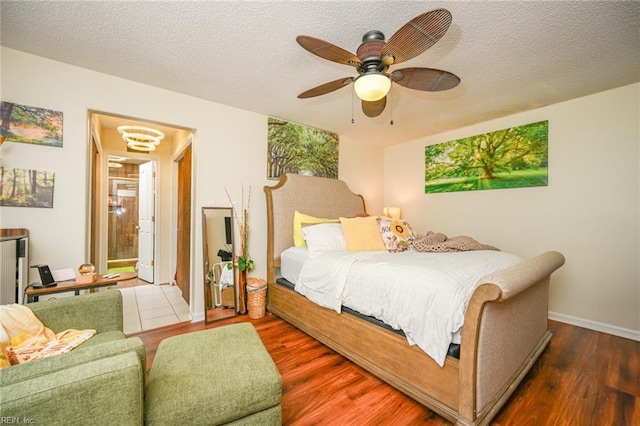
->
xmin=133 ymin=315 xmax=640 ymax=425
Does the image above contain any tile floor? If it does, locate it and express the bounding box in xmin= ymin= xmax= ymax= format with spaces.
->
xmin=118 ymin=284 xmax=191 ymax=334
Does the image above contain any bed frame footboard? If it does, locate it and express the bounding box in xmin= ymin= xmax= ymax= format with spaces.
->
xmin=457 ymin=250 xmax=565 ymax=425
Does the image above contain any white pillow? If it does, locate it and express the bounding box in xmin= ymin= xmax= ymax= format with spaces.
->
xmin=301 ymin=223 xmax=346 ymax=258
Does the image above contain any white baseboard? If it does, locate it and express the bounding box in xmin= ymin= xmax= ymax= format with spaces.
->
xmin=549 ymin=311 xmax=640 ymax=342
xmin=191 ymin=311 xmax=204 ymax=322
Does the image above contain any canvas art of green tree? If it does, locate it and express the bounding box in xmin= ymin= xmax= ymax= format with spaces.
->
xmin=425 ymin=120 xmax=548 ymax=193
xmin=267 ymin=117 xmax=338 ymax=179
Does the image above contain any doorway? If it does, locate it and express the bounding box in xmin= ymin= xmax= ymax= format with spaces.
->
xmin=106 ymin=158 xmax=156 ymax=282
xmin=107 ymin=160 xmax=143 ymax=274
xmin=88 ymin=112 xmax=195 ymax=297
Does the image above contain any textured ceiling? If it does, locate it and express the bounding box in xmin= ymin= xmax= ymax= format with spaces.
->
xmin=1 ymin=1 xmax=638 ymax=146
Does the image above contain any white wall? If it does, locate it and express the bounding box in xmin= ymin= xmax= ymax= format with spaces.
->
xmin=338 ymin=135 xmax=385 ymax=215
xmin=0 ymin=48 xmax=385 ymax=320
xmin=385 ymin=83 xmax=640 ymax=338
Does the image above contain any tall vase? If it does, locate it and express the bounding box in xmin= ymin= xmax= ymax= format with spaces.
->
xmin=237 ymin=269 xmax=248 ymax=314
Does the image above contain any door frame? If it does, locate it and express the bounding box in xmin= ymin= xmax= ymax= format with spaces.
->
xmin=100 ymin=150 xmax=161 ymax=282
xmin=87 ymin=111 xmax=196 ymax=302
xmin=171 ymin=135 xmax=195 ymax=306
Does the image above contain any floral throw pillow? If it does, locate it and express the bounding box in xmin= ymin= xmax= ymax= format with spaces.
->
xmin=377 ymin=218 xmax=415 ymax=253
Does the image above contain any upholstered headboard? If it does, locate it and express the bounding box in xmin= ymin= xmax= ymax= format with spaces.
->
xmin=264 ymin=173 xmax=366 ymax=283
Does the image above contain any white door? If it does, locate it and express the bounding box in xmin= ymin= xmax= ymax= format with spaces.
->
xmin=138 ymin=161 xmax=155 ymax=283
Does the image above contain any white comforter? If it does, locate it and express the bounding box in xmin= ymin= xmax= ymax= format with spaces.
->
xmin=294 ymin=249 xmax=523 ymax=366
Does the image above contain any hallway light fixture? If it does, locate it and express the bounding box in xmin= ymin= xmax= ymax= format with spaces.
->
xmin=117 ymin=125 xmax=165 ymax=152
xmin=108 ymin=155 xmax=127 ymax=168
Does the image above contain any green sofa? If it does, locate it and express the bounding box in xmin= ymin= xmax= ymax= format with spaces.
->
xmin=0 ymin=290 xmax=146 ymax=425
xmin=1 ymin=290 xmax=282 ymax=425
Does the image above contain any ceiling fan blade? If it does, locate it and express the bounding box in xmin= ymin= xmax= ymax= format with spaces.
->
xmin=390 ymin=67 xmax=460 ymax=92
xmin=297 ymin=35 xmax=362 ymax=68
xmin=381 ymin=9 xmax=452 ymax=65
xmin=362 ymin=97 xmax=387 ymax=117
xmin=298 ymin=77 xmax=354 ymax=99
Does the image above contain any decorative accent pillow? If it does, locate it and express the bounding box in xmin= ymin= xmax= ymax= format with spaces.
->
xmin=339 ymin=216 xmax=386 ymax=252
xmin=302 ymin=223 xmax=346 ymax=257
xmin=377 ymin=218 xmax=415 ymax=253
xmin=293 ymin=211 xmax=338 ymax=247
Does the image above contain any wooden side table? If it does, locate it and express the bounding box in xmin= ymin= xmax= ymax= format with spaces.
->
xmin=26 ymin=271 xmax=137 ymax=302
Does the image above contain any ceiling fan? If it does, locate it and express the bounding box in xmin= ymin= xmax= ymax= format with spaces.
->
xmin=297 ymin=8 xmax=460 ymax=118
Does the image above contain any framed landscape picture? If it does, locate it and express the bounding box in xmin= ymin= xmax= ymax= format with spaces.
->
xmin=0 ymin=167 xmax=55 ymax=208
xmin=425 ymin=120 xmax=548 ymax=193
xmin=267 ymin=117 xmax=338 ymax=180
xmin=0 ymin=101 xmax=63 ymax=147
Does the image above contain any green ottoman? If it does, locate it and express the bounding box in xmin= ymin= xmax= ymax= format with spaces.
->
xmin=145 ymin=323 xmax=282 ymax=425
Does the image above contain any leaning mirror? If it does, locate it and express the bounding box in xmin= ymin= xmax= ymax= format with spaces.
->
xmin=202 ymin=207 xmax=236 ymax=323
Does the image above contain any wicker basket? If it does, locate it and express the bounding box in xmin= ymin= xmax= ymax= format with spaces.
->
xmin=246 ymin=277 xmax=267 ymax=319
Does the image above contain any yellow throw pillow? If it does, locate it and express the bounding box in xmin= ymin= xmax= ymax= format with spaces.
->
xmin=339 ymin=216 xmax=386 ymax=252
xmin=293 ymin=211 xmax=337 ymax=247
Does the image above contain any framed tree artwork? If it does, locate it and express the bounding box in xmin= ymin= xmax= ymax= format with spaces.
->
xmin=0 ymin=167 xmax=55 ymax=208
xmin=267 ymin=117 xmax=338 ymax=180
xmin=0 ymin=101 xmax=63 ymax=148
xmin=425 ymin=120 xmax=548 ymax=193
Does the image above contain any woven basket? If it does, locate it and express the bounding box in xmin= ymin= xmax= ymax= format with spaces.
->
xmin=246 ymin=278 xmax=267 ymax=319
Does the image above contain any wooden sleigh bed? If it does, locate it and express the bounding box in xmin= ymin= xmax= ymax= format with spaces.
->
xmin=264 ymin=173 xmax=565 ymax=426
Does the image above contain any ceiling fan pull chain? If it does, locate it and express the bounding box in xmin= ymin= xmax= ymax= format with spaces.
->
xmin=389 ymin=91 xmax=394 ymax=125
xmin=351 ymin=90 xmax=355 ymax=124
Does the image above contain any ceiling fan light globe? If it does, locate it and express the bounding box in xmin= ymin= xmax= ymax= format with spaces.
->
xmin=354 ymin=73 xmax=391 ymax=102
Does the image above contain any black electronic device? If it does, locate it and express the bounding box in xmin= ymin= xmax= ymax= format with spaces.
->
xmin=30 ymin=264 xmax=58 ymax=288
xmin=224 ymin=216 xmax=232 ymax=245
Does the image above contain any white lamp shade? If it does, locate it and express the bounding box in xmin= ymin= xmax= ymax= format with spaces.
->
xmin=383 ymin=207 xmax=401 ymax=220
xmin=354 ymin=73 xmax=391 ymax=102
